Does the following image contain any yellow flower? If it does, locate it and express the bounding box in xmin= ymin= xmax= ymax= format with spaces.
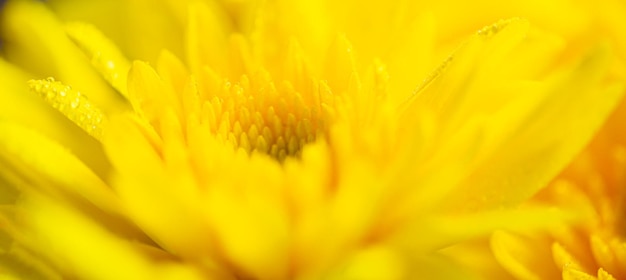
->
xmin=491 ymin=90 xmax=626 ymax=280
xmin=0 ymin=0 xmax=625 ymax=279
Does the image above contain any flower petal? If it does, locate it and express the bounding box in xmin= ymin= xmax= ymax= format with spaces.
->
xmin=0 ymin=121 xmax=119 ymax=216
xmin=185 ymin=0 xmax=231 ymax=75
xmin=0 ymin=57 xmax=109 ymax=175
xmin=48 ymin=0 xmax=184 ymax=63
xmin=1 ymin=0 xmax=125 ymax=113
xmin=449 ymin=45 xmax=624 ymax=210
xmin=402 ymin=19 xmax=624 ymax=211
xmin=491 ymin=231 xmax=560 ymax=280
xmin=19 ymin=192 xmax=208 ymax=280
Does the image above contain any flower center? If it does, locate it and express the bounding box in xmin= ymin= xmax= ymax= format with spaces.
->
xmin=200 ymin=72 xmax=333 ymax=161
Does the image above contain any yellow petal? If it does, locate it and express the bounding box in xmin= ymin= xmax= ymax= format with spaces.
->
xmin=426 ymin=0 xmax=590 ymax=43
xmin=0 ymin=57 xmax=109 ymax=175
xmin=65 ymin=22 xmax=131 ymax=98
xmin=48 ymin=0 xmax=184 ymax=63
xmin=386 ymin=12 xmax=439 ymax=106
xmin=156 ymin=50 xmax=189 ymax=106
xmin=185 ymin=0 xmax=231 ymax=75
xmin=103 ymin=116 xmax=214 ymax=260
xmin=0 ymin=241 xmax=62 ymax=280
xmin=598 ymin=268 xmax=617 ymax=280
xmin=19 ymin=193 xmax=207 ymax=280
xmin=156 ymin=50 xmax=198 ymax=122
xmin=552 ymin=242 xmax=587 ymax=273
xmin=394 ymin=19 xmax=532 ymax=209
xmin=452 ymin=45 xmax=623 ymax=210
xmin=205 ymin=174 xmax=290 ymax=279
xmin=0 ymin=121 xmax=119 ymax=216
xmin=403 ymin=18 xmax=531 ymax=132
xmin=491 ymin=231 xmax=559 ymax=280
xmin=336 ymin=246 xmax=407 ymax=280
xmin=408 ymin=19 xmax=626 ymax=211
xmin=324 ymin=34 xmax=357 ymax=95
xmin=251 ymin=0 xmax=331 ymax=75
xmin=127 ymin=61 xmax=180 ymax=127
xmin=1 ymin=0 xmax=125 ymax=113
xmin=401 ymin=206 xmax=578 ymax=253
xmin=590 ymin=235 xmax=619 ymax=276
xmin=27 ymin=78 xmax=108 ymax=140
xmin=563 ymin=267 xmax=597 ymax=280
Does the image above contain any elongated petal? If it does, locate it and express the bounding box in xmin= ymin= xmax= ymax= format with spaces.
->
xmin=65 ymin=22 xmax=132 ymax=98
xmin=0 ymin=121 xmax=119 ymax=216
xmin=1 ymin=0 xmax=125 ymax=113
xmin=0 ymin=58 xmax=109 ymax=175
xmin=48 ymin=0 xmax=184 ymax=63
xmin=185 ymin=0 xmax=231 ymax=75
xmin=447 ymin=45 xmax=624 ymax=210
xmin=128 ymin=61 xmax=180 ymax=127
xmin=401 ymin=19 xmax=624 ymax=211
xmin=19 ymin=193 xmax=207 ymax=280
xmin=491 ymin=231 xmax=560 ymax=280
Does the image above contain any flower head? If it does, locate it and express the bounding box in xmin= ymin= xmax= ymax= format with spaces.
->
xmin=0 ymin=0 xmax=625 ymax=279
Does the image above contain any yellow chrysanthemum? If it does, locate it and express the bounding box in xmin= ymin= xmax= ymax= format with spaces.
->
xmin=0 ymin=0 xmax=625 ymax=279
xmin=491 ymin=92 xmax=626 ymax=280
